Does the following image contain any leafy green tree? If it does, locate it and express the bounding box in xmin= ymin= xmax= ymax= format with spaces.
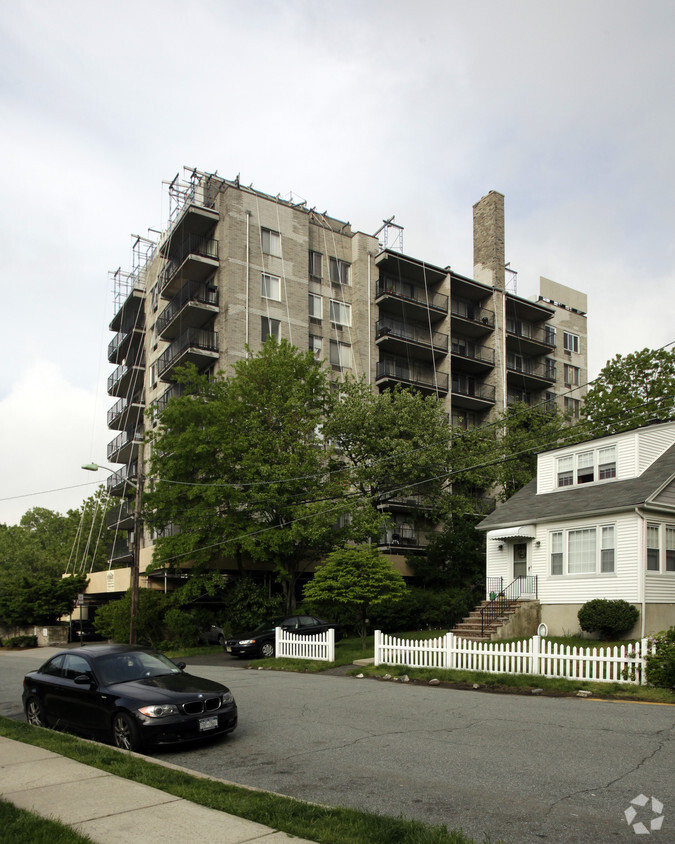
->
xmin=0 ymin=572 xmax=88 ymax=627
xmin=303 ymin=546 xmax=407 ymax=649
xmin=144 ymin=341 xmax=361 ymax=612
xmin=581 ymin=347 xmax=675 ymax=436
xmin=94 ymin=589 xmax=169 ymax=646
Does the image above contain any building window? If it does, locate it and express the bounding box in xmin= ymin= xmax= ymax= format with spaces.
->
xmin=261 ymin=228 xmax=281 ymax=257
xmin=564 ymin=364 xmax=580 ymax=386
xmin=647 ymin=523 xmax=660 ymax=572
xmin=329 ymin=258 xmax=350 ymax=285
xmin=545 ymin=359 xmax=557 ymax=379
xmin=150 ymin=362 xmax=158 ymax=389
xmin=308 ymin=293 xmax=322 ymax=321
xmin=329 ymin=340 xmax=352 ymax=369
xmin=329 ymin=299 xmax=351 ymax=326
xmin=564 ymin=396 xmax=580 ymax=419
xmin=666 ymin=526 xmax=675 ymax=572
xmin=601 ymin=525 xmax=615 ymax=573
xmin=261 ymin=317 xmax=280 ymax=343
xmin=568 ymin=528 xmax=596 ymax=574
xmin=598 ymin=446 xmax=617 ymax=480
xmin=545 ymin=325 xmax=557 ymax=347
xmin=309 ymin=251 xmax=322 ymax=281
xmin=309 ymin=334 xmax=322 ymax=360
xmin=557 ymin=455 xmax=574 ymax=487
xmin=551 ymin=531 xmax=563 ymax=575
xmin=577 ymin=451 xmax=594 ymax=484
xmin=261 ymin=273 xmax=281 ymax=301
xmin=563 ymin=331 xmax=580 ymax=353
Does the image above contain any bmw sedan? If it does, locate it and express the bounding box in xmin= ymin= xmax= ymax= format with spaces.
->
xmin=22 ymin=644 xmax=237 ymax=753
xmin=225 ymin=615 xmax=342 ymax=659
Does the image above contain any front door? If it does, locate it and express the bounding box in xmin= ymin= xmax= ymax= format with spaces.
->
xmin=513 ymin=542 xmax=527 ymax=578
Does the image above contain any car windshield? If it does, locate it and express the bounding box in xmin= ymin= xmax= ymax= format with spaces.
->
xmin=95 ymin=651 xmax=182 ymax=685
xmin=252 ymin=618 xmax=285 ymax=633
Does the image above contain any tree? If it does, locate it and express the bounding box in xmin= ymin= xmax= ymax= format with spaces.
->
xmin=303 ymin=546 xmax=407 ymax=649
xmin=144 ymin=341 xmax=362 ymax=611
xmin=0 ymin=572 xmax=88 ymax=627
xmin=581 ymin=347 xmax=675 ymax=436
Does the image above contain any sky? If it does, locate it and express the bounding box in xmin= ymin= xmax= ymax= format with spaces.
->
xmin=1 ymin=0 xmax=674 ymax=525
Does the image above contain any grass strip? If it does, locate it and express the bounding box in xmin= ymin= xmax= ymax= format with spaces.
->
xmin=0 ymin=717 xmax=476 ymax=844
xmin=0 ymin=798 xmax=95 ymax=844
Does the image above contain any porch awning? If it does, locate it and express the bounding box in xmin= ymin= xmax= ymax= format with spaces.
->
xmin=487 ymin=525 xmax=536 ymax=541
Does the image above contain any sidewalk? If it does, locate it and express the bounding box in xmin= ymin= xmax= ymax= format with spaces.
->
xmin=0 ymin=736 xmax=317 ymax=843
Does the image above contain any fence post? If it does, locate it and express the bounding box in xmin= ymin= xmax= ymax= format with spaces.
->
xmin=374 ymin=629 xmax=381 ymax=666
xmin=639 ymin=636 xmax=649 ymax=685
xmin=445 ymin=632 xmax=455 ymax=670
xmin=531 ymin=634 xmax=540 ymax=676
xmin=275 ymin=626 xmax=282 ymax=659
xmin=327 ymin=628 xmax=335 ymax=662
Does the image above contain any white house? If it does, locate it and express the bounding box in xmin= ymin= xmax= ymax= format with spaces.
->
xmin=477 ymin=420 xmax=675 ymax=638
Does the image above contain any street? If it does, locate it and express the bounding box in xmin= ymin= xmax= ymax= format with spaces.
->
xmin=2 ymin=648 xmax=674 ymax=843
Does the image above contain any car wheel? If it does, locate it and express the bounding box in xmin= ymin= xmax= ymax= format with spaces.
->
xmin=217 ymin=634 xmax=225 ymax=646
xmin=112 ymin=712 xmax=143 ymax=752
xmin=260 ymin=642 xmax=275 ymax=659
xmin=25 ymin=697 xmax=46 ymax=728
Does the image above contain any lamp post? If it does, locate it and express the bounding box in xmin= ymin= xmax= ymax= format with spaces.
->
xmin=83 ymin=451 xmax=143 ymax=645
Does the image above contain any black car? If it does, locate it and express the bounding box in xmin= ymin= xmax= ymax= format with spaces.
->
xmin=68 ymin=620 xmax=104 ymax=643
xmin=225 ymin=615 xmax=341 ymax=659
xmin=22 ymin=644 xmax=237 ymax=753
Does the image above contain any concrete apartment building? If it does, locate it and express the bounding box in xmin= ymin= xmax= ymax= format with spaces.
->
xmin=90 ymin=169 xmax=588 ymax=598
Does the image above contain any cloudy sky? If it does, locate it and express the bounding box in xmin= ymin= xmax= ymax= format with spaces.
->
xmin=1 ymin=0 xmax=673 ymax=524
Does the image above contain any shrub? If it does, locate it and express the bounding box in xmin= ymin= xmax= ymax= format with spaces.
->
xmin=645 ymin=627 xmax=675 ymax=688
xmin=94 ymin=589 xmax=169 ymax=645
xmin=223 ymin=577 xmax=283 ymax=634
xmin=3 ymin=635 xmax=38 ymax=649
xmin=577 ymin=599 xmax=639 ymax=639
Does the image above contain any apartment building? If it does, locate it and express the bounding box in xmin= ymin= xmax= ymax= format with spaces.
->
xmin=97 ymin=169 xmax=588 ymax=594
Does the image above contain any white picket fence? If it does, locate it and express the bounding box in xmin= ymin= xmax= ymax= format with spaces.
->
xmin=276 ymin=627 xmax=335 ymax=662
xmin=374 ymin=631 xmax=656 ymax=684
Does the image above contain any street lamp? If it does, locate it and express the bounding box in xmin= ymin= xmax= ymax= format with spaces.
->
xmin=82 ymin=456 xmax=143 ymax=645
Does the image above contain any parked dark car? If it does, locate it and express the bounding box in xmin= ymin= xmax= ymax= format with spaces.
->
xmin=198 ymin=624 xmax=226 ymax=646
xmin=225 ymin=615 xmax=342 ymax=659
xmin=68 ymin=621 xmax=104 ymax=643
xmin=22 ymin=644 xmax=237 ymax=753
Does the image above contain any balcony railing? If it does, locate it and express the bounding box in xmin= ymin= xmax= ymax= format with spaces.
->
xmin=107 ymin=428 xmax=143 ymax=461
xmin=157 ymin=328 xmax=218 ymax=378
xmin=379 ymin=526 xmax=428 ymax=549
xmin=158 ymin=234 xmax=218 ymax=293
xmin=506 ymin=321 xmax=556 ymax=348
xmin=377 ymin=277 xmax=448 ymax=313
xmin=106 ymin=462 xmax=138 ymax=494
xmin=376 ymin=318 xmax=448 ymax=352
xmin=107 ymin=358 xmax=145 ymax=395
xmin=506 ymin=357 xmax=557 ymax=382
xmin=157 ymin=280 xmax=218 ymax=335
xmin=450 ymin=300 xmax=494 ymax=328
xmin=107 ymin=396 xmax=144 ymax=428
xmin=106 ymin=500 xmax=134 ymax=528
xmin=376 ymin=359 xmax=449 ymax=392
xmin=451 ymin=378 xmax=496 ymax=403
xmin=451 ymin=340 xmax=495 ymax=366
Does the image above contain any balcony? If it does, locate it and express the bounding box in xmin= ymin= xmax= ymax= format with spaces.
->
xmin=152 ymin=383 xmax=185 ymax=416
xmin=450 ymin=299 xmax=495 ymax=336
xmin=379 ymin=526 xmax=429 ymax=553
xmin=157 ymin=280 xmax=218 ymax=340
xmin=376 ymin=276 xmax=448 ymax=321
xmin=107 ymin=396 xmax=144 ymax=431
xmin=451 ymin=376 xmax=496 ymax=410
xmin=108 ymin=325 xmax=145 ymax=365
xmin=106 ymin=499 xmax=135 ymax=531
xmin=157 ymin=327 xmax=218 ymax=381
xmin=106 ymin=462 xmax=138 ymax=497
xmin=108 ymin=540 xmax=133 ymax=564
xmin=505 ymin=320 xmax=556 ymax=356
xmin=107 ymin=357 xmax=145 ymax=398
xmin=377 ymin=494 xmax=433 ymax=511
xmin=376 ymin=317 xmax=448 ymax=360
xmin=506 ymin=356 xmax=557 ymax=390
xmin=376 ymin=358 xmax=449 ymax=394
xmin=158 ymin=234 xmax=219 ymax=298
xmin=110 ymin=283 xmax=144 ymax=334
xmin=107 ymin=428 xmax=143 ymax=464
xmin=450 ymin=339 xmax=495 ymax=373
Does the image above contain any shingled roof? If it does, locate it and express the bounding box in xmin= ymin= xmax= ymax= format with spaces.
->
xmin=478 ymin=442 xmax=675 ymax=531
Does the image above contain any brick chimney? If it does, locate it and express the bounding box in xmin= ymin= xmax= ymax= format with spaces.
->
xmin=473 ymin=191 xmax=505 ymax=291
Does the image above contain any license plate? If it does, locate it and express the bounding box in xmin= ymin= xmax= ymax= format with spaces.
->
xmin=199 ymin=716 xmax=218 ymax=732
xmin=226 ymin=646 xmax=232 ymax=652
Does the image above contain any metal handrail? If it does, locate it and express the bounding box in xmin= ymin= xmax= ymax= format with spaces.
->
xmin=376 ymin=359 xmax=449 ymax=392
xmin=450 ymin=300 xmax=495 ymax=327
xmin=481 ymin=575 xmax=538 ymax=636
xmin=376 ymin=318 xmax=448 ymax=351
xmin=377 ymin=277 xmax=449 ymax=312
xmin=157 ymin=280 xmax=218 ymax=335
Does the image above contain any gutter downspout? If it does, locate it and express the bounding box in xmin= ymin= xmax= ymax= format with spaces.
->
xmin=635 ymin=507 xmax=647 ymax=638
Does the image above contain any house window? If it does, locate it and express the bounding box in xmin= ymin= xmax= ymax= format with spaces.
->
xmin=598 ymin=446 xmax=617 ymax=480
xmin=564 ymin=364 xmax=580 ymax=386
xmin=261 ymin=317 xmax=280 ymax=343
xmin=557 ymin=456 xmax=574 ymax=487
xmin=329 ymin=299 xmax=351 ymax=326
xmin=329 ymin=258 xmax=350 ymax=285
xmin=551 ymin=531 xmax=563 ymax=575
xmin=666 ymin=526 xmax=675 ymax=572
xmin=564 ymin=397 xmax=580 ymax=419
xmin=601 ymin=525 xmax=615 ymax=573
xmin=568 ymin=528 xmax=596 ymax=574
xmin=261 ymin=273 xmax=281 ymax=301
xmin=309 ymin=334 xmax=322 ymax=360
xmin=577 ymin=451 xmax=594 ymax=484
xmin=647 ymin=523 xmax=660 ymax=572
xmin=329 ymin=340 xmax=352 ymax=369
xmin=563 ymin=331 xmax=580 ymax=353
xmin=308 ymin=293 xmax=322 ymax=321
xmin=261 ymin=228 xmax=281 ymax=257
xmin=309 ymin=251 xmax=322 ymax=280
xmin=545 ymin=325 xmax=557 ymax=347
